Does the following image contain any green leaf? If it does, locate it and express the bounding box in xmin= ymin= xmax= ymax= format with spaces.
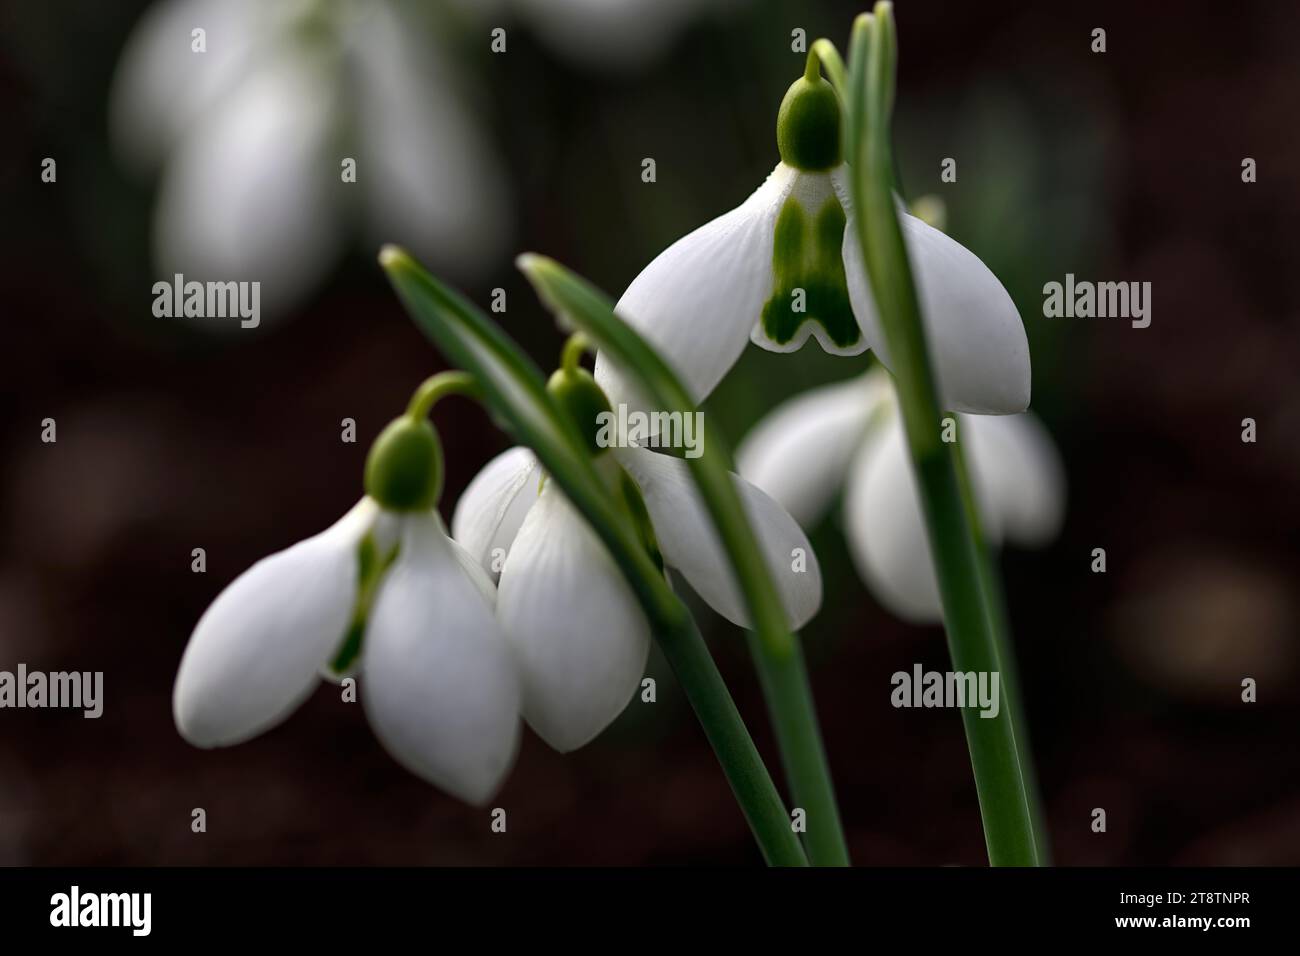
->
xmin=845 ymin=3 xmax=1046 ymax=866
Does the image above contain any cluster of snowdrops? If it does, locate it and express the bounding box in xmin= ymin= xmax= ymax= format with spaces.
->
xmin=172 ymin=10 xmax=1063 ymax=816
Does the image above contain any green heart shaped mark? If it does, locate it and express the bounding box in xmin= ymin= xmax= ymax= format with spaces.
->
xmin=759 ymin=195 xmax=861 ymax=349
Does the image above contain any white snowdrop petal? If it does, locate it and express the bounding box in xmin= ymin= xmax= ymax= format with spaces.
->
xmin=173 ymin=499 xmax=378 ymax=747
xmin=448 ymin=535 xmax=501 ymax=610
xmin=497 ymin=483 xmax=651 ymax=753
xmin=834 ymin=170 xmax=1031 ymax=414
xmin=362 ymin=515 xmax=520 ymax=805
xmin=450 ymin=447 xmax=541 ymax=579
xmin=595 ymin=163 xmax=798 ymax=414
xmin=842 ymin=418 xmax=944 ymax=623
xmin=616 ymin=446 xmax=823 ymax=631
xmin=109 ymin=0 xmax=260 ymax=172
xmin=511 ymin=0 xmax=701 ymax=70
xmin=962 ymin=413 xmax=1066 ymax=547
xmin=736 ymin=372 xmax=890 ymax=529
xmin=154 ymin=56 xmax=342 ymax=318
xmin=349 ymin=0 xmax=509 ymax=277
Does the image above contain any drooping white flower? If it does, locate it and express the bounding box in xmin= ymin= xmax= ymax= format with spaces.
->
xmin=457 ymin=0 xmax=746 ymax=70
xmin=110 ymin=0 xmax=508 ymax=318
xmin=452 ymin=441 xmax=821 ymax=753
xmin=594 ymin=64 xmax=1030 ymax=418
xmin=736 ymin=369 xmax=1064 ymax=624
xmin=174 ymin=442 xmax=521 ymax=805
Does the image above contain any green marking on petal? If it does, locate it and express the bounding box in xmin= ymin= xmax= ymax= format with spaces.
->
xmin=615 ymin=466 xmax=664 ymax=575
xmin=760 ymin=196 xmax=861 ymax=349
xmin=328 ymin=531 xmax=399 ymax=676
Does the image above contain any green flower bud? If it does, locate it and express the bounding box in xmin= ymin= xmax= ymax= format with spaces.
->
xmin=364 ymin=416 xmax=444 ymax=511
xmin=547 ymin=367 xmax=613 ymax=456
xmin=776 ymin=73 xmax=842 ymax=172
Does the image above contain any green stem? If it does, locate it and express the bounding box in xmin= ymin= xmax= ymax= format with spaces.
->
xmin=518 ymin=257 xmax=850 ymax=866
xmin=561 ymin=332 xmax=590 ymax=374
xmin=406 ymin=370 xmax=480 ymax=420
xmin=803 ymin=47 xmax=822 ymax=82
xmin=846 ymin=4 xmax=1045 ymax=865
xmin=952 ymin=441 xmax=1053 ymax=861
xmin=658 ymin=607 xmax=810 ymax=867
xmin=746 ymin=633 xmax=849 ymax=865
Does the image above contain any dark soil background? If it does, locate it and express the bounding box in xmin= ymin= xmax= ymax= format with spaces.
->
xmin=1 ymin=0 xmax=1297 ymax=864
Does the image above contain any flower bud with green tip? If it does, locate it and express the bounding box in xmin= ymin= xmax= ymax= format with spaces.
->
xmin=547 ymin=367 xmax=613 ymax=457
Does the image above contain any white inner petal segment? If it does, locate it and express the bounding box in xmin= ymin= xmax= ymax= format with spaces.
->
xmin=595 ymin=163 xmax=798 ymax=413
xmin=497 ymin=482 xmax=651 ymax=753
xmin=736 ymin=370 xmax=891 ymax=529
xmin=833 ymin=169 xmax=1032 ymax=415
xmin=615 ymin=445 xmax=823 ymax=631
xmin=362 ymin=513 xmax=520 ymax=805
xmin=450 ymin=446 xmax=541 ymax=581
xmin=173 ymin=497 xmax=378 ymax=748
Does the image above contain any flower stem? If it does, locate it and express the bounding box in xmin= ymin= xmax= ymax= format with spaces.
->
xmin=952 ymin=442 xmax=1053 ymax=861
xmin=658 ymin=606 xmax=811 ymax=867
xmin=746 ymin=633 xmax=849 ymax=865
xmin=519 ymin=255 xmax=850 ymax=866
xmin=406 ymin=370 xmax=480 ymax=421
xmin=561 ymin=332 xmax=590 ymax=374
xmin=811 ymin=38 xmax=848 ymax=100
xmin=845 ymin=3 xmax=1046 ymax=866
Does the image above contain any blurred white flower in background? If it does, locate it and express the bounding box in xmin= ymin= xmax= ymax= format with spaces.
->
xmin=503 ymin=0 xmax=744 ymax=70
xmin=110 ymin=0 xmax=510 ymax=318
xmin=737 ymin=369 xmax=1066 ymax=624
xmin=451 ymin=0 xmax=744 ymax=70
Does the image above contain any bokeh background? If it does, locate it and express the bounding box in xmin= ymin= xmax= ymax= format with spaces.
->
xmin=2 ymin=0 xmax=1297 ymax=865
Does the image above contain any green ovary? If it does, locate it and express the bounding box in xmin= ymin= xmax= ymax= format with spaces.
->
xmin=760 ymin=196 xmax=860 ymax=349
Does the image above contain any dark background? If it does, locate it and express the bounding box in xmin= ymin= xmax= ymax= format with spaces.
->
xmin=1 ymin=0 xmax=1297 ymax=865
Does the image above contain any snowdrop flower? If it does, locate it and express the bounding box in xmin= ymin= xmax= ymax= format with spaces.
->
xmin=595 ymin=53 xmax=1030 ymax=419
xmin=451 ymin=364 xmax=821 ymax=752
xmin=173 ymin=411 xmax=520 ymax=804
xmin=111 ymin=0 xmax=508 ymax=317
xmin=737 ymin=369 xmax=1064 ymax=624
xmin=504 ymin=0 xmax=746 ymax=70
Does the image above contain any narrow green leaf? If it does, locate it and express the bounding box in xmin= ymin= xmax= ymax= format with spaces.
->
xmin=845 ymin=3 xmax=1046 ymax=866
